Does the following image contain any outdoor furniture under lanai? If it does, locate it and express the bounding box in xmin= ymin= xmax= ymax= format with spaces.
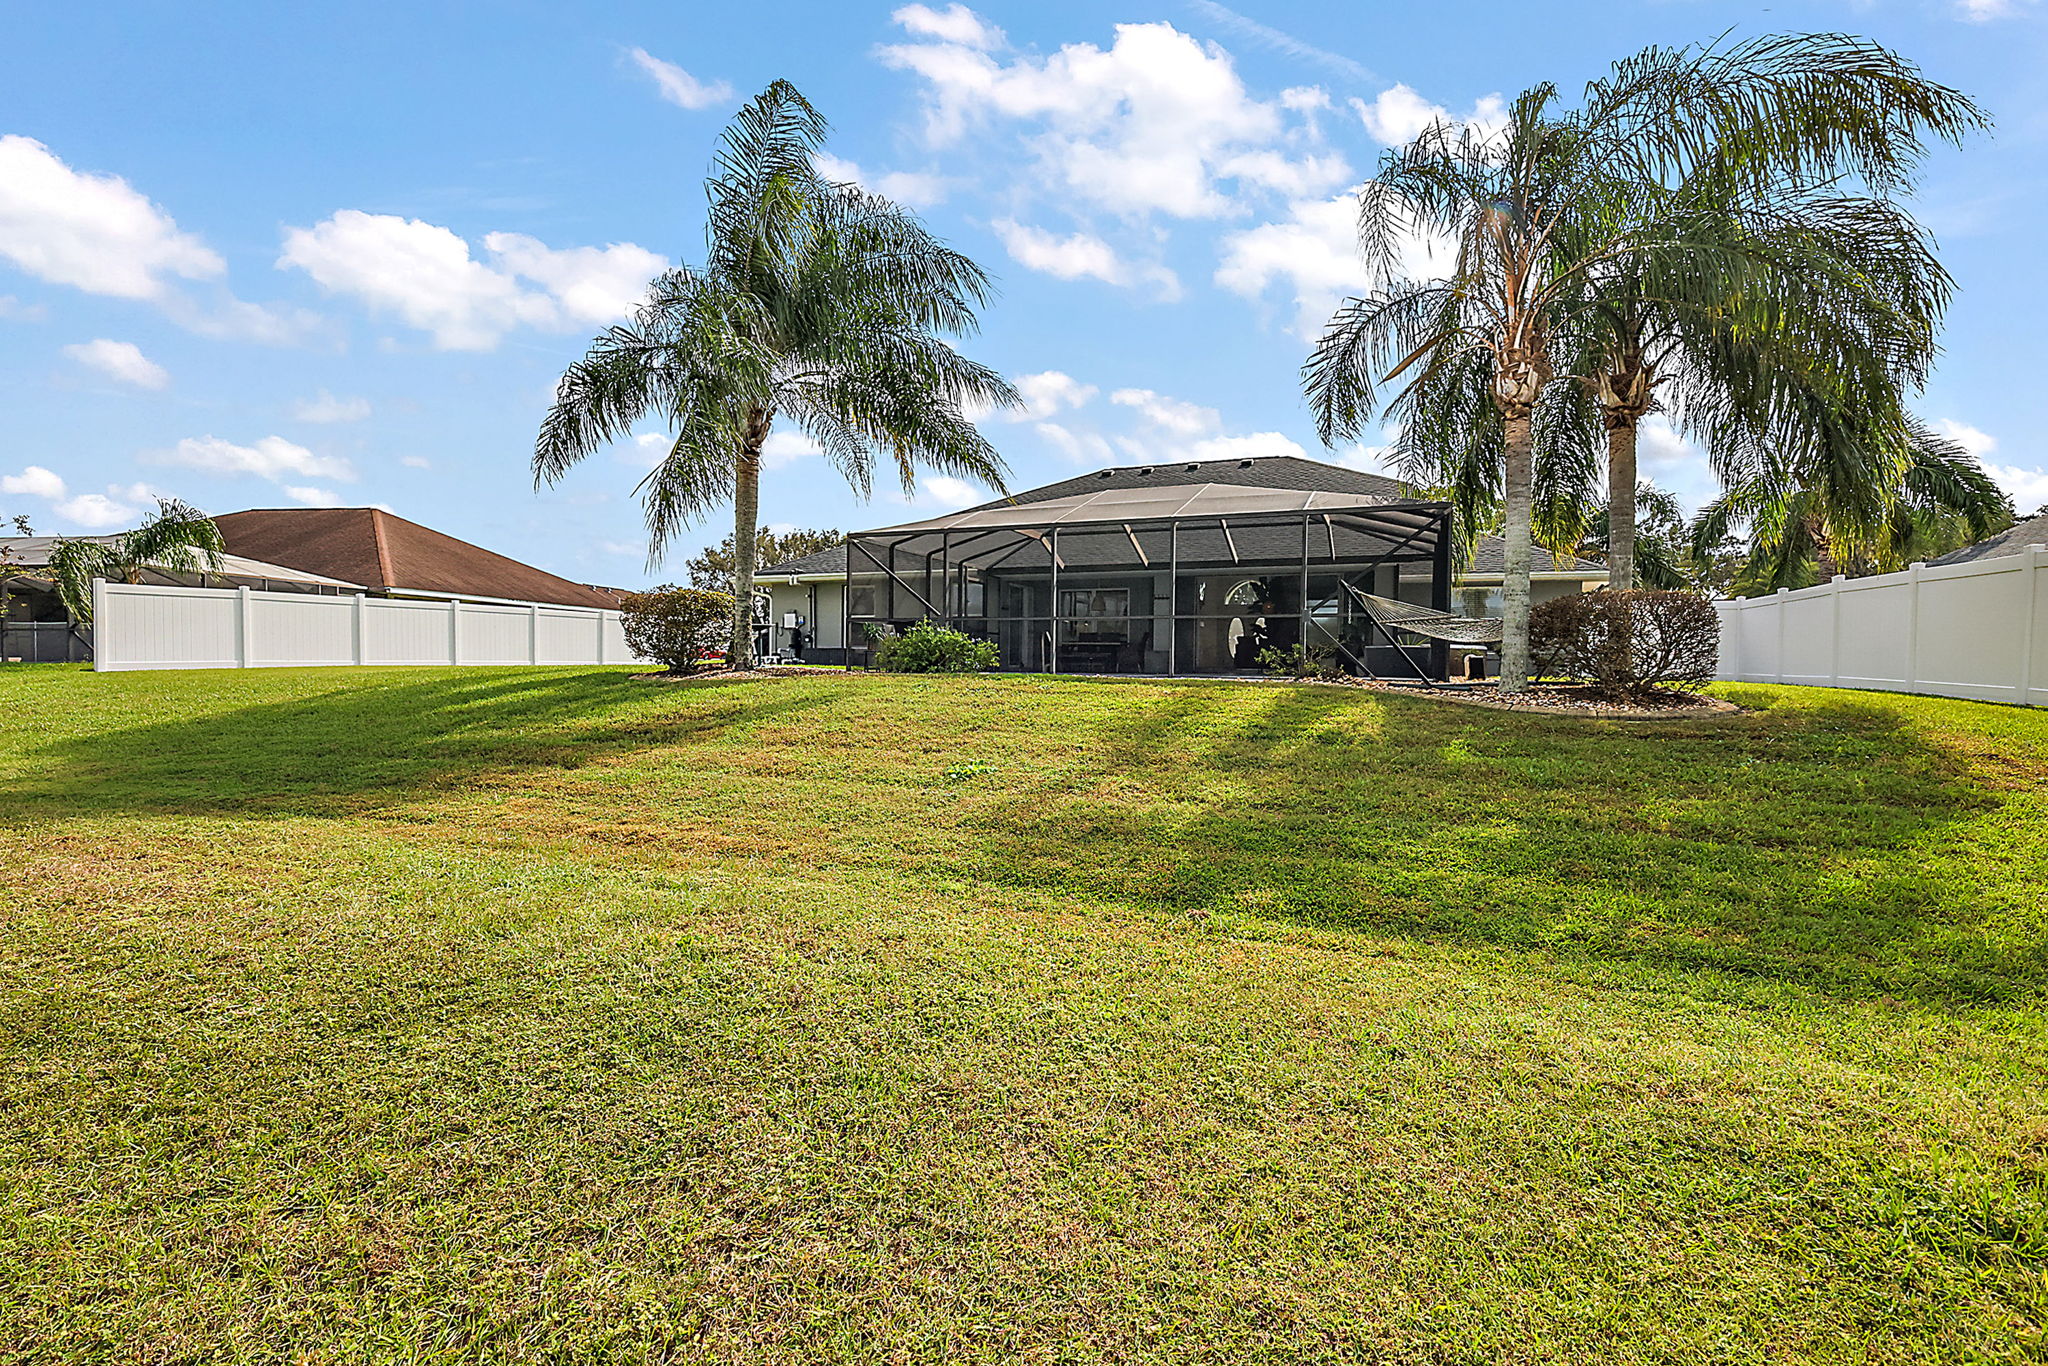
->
xmin=839 ymin=474 xmax=1464 ymax=679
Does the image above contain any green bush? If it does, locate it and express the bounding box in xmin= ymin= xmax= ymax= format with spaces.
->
xmin=619 ymin=585 xmax=734 ymax=672
xmin=870 ymin=620 xmax=1000 ymax=673
xmin=1257 ymin=643 xmax=1345 ymax=680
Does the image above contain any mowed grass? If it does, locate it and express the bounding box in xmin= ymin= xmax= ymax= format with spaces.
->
xmin=2 ymin=664 xmax=2045 ymax=1364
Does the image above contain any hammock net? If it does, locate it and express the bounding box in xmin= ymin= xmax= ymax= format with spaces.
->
xmin=1349 ymin=589 xmax=1504 ymax=646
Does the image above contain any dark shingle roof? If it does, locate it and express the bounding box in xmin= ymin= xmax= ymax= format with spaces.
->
xmin=1464 ymin=539 xmax=1606 ymax=575
xmin=754 ymin=455 xmax=1605 ymax=579
xmin=215 ymin=508 xmax=619 ymax=609
xmin=759 ymin=456 xmax=1408 ymax=576
xmin=1930 ymin=513 xmax=2048 ymax=566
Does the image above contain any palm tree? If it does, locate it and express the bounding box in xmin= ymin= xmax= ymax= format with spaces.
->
xmin=1305 ymin=93 xmax=1575 ymax=693
xmin=1559 ymin=37 xmax=1983 ymax=588
xmin=534 ymin=81 xmax=1016 ymax=668
xmin=1306 ymin=37 xmax=1983 ymax=691
xmin=49 ymin=497 xmax=225 ymax=623
xmin=1691 ymin=419 xmax=2011 ymax=591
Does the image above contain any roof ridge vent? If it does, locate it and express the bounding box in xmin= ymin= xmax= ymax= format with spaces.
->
xmin=1238 ymin=459 xmax=1254 ymax=468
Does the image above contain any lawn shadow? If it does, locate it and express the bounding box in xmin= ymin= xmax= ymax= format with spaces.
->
xmin=955 ymin=682 xmax=2045 ymax=1008
xmin=13 ymin=668 xmax=836 ymax=821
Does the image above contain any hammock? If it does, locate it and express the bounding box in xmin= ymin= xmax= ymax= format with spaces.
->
xmin=1349 ymin=588 xmax=1504 ymax=646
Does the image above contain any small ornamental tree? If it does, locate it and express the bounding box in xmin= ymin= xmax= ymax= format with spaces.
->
xmin=1529 ymin=589 xmax=1719 ymax=698
xmin=619 ymin=586 xmax=734 ymax=673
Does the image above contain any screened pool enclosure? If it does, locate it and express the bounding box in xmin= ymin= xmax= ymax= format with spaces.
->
xmin=843 ymin=480 xmax=1458 ymax=678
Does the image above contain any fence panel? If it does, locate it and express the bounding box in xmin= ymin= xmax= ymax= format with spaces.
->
xmin=92 ymin=581 xmax=649 ymax=672
xmin=1716 ymin=542 xmax=2048 ymax=707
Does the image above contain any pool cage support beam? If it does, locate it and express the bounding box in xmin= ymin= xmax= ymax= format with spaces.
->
xmin=1167 ymin=521 xmax=1178 ymax=675
xmin=1048 ymin=525 xmax=1060 ymax=674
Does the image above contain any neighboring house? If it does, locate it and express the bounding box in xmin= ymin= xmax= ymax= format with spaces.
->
xmin=214 ymin=507 xmax=620 ymax=610
xmin=753 ymin=455 xmax=1607 ymax=675
xmin=1930 ymin=511 xmax=2048 ymax=566
xmin=6 ymin=507 xmax=626 ymax=664
xmin=1 ymin=534 xmax=361 ymax=663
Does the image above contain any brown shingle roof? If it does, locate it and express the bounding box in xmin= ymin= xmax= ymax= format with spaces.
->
xmin=213 ymin=508 xmax=618 ymax=609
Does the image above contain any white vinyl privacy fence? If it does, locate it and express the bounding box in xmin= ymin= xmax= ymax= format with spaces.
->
xmin=1715 ymin=543 xmax=2048 ymax=707
xmin=91 ymin=580 xmax=647 ymax=672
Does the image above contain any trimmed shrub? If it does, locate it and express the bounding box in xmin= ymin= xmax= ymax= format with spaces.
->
xmin=870 ymin=620 xmax=1000 ymax=673
xmin=619 ymin=585 xmax=734 ymax=672
xmin=1529 ymin=589 xmax=1720 ymax=698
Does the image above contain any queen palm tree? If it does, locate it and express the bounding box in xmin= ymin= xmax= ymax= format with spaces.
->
xmin=1691 ymin=418 xmax=2010 ymax=590
xmin=1560 ymin=37 xmax=1981 ymax=588
xmin=534 ymin=81 xmax=1016 ymax=668
xmin=49 ymin=497 xmax=224 ymax=624
xmin=1306 ymin=36 xmax=1982 ymax=690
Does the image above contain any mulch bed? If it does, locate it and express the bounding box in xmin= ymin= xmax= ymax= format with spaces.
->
xmin=628 ymin=666 xmax=815 ymax=684
xmin=1327 ymin=677 xmax=1741 ymax=718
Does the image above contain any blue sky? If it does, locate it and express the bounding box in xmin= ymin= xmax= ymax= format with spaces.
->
xmin=3 ymin=0 xmax=2043 ymax=586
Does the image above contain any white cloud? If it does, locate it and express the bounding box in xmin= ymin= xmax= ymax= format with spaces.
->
xmin=761 ymin=429 xmax=821 ymax=469
xmin=291 ymin=390 xmax=372 ymax=423
xmin=1012 ymin=370 xmax=1097 ymax=419
xmin=154 ymin=434 xmax=356 ymax=484
xmin=482 ymin=232 xmax=666 ymax=326
xmin=892 ymin=3 xmax=1004 ymax=48
xmin=0 ymin=295 xmax=47 ymax=321
xmin=1636 ymin=415 xmax=1700 ymax=472
xmin=1948 ymin=423 xmax=2048 ymax=512
xmin=400 ymin=455 xmax=431 ymax=469
xmin=992 ymin=220 xmax=1181 ymax=299
xmin=0 ymin=135 xmax=222 ymax=301
xmin=1988 ymin=464 xmax=2048 ymax=513
xmin=624 ymin=431 xmax=677 ymax=469
xmin=53 ymin=492 xmax=138 ymax=529
xmin=1035 ymin=420 xmax=1117 ymax=466
xmin=916 ymin=474 xmax=983 ymax=508
xmin=1937 ymin=417 xmax=1997 ymax=459
xmin=1185 ymin=1 xmax=1376 ymax=84
xmin=626 ymin=47 xmax=735 ymax=110
xmin=2 ymin=465 xmax=66 ymax=499
xmin=1955 ymin=0 xmax=2028 ymax=19
xmin=1217 ymin=188 xmax=1454 ymax=335
xmin=812 ymin=153 xmax=950 ymax=208
xmin=1184 ymin=431 xmax=1309 ymax=462
xmin=278 ymin=210 xmax=665 ymax=350
xmin=282 ymin=485 xmax=344 ymax=507
xmin=0 ymin=138 xmax=311 ymax=344
xmin=61 ymin=338 xmax=168 ymax=390
xmin=1111 ymin=387 xmax=1220 ymax=436
xmin=880 ymin=16 xmax=1347 ymax=219
xmin=1352 ymin=85 xmax=1506 ymax=146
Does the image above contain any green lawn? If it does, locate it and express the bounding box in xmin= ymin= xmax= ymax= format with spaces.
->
xmin=2 ymin=664 xmax=2044 ymax=1363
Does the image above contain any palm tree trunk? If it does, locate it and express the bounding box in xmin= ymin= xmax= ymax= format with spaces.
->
xmin=728 ymin=408 xmax=770 ymax=669
xmin=1499 ymin=411 xmax=1536 ymax=694
xmin=1606 ymin=418 xmax=1637 ymax=591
